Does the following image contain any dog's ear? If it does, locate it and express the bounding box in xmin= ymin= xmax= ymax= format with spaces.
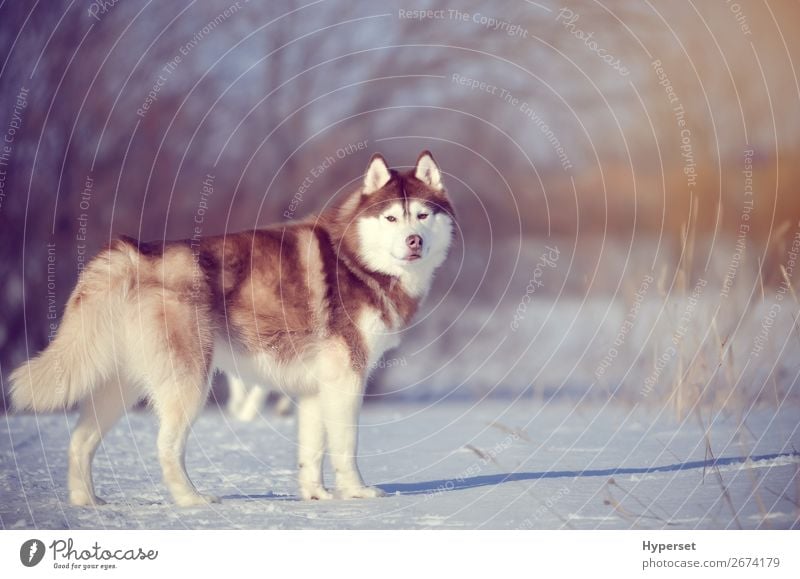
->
xmin=363 ymin=153 xmax=392 ymax=195
xmin=414 ymin=150 xmax=443 ymax=191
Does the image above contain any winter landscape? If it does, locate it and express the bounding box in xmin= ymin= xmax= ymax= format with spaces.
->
xmin=2 ymin=1 xmax=800 ymax=531
xmin=2 ymin=399 xmax=798 ymax=529
xmin=3 ymin=235 xmax=799 ymax=529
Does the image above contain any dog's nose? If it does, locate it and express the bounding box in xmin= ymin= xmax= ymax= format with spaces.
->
xmin=406 ymin=235 xmax=423 ymax=250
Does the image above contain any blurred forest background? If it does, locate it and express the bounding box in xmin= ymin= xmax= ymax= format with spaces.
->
xmin=1 ymin=0 xmax=799 ymax=410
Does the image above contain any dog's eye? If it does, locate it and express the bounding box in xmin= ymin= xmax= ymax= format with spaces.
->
xmin=385 ymin=216 xmax=397 ymax=223
xmin=418 ymin=213 xmax=429 ymax=221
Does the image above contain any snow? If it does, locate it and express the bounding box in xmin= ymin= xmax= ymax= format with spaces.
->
xmin=2 ymin=400 xmax=798 ymax=529
xmin=374 ymin=238 xmax=800 ymax=405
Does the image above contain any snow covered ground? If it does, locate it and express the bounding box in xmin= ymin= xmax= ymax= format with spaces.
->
xmin=2 ymin=399 xmax=798 ymax=529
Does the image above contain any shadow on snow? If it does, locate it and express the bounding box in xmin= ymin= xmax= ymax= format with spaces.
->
xmin=376 ymin=452 xmax=799 ymax=496
xmin=221 ymin=452 xmax=798 ymax=501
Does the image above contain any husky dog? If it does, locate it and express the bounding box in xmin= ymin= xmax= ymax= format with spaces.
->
xmin=10 ymin=151 xmax=455 ymax=506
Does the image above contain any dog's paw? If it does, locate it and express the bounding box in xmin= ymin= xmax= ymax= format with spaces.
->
xmin=336 ymin=486 xmax=387 ymax=499
xmin=175 ymin=493 xmax=220 ymax=507
xmin=300 ymin=485 xmax=334 ymax=501
xmin=69 ymin=492 xmax=107 ymax=507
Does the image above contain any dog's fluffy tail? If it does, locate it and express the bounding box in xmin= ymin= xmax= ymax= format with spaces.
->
xmin=9 ymin=240 xmax=138 ymax=412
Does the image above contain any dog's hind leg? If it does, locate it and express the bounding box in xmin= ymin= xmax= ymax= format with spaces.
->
xmin=297 ymin=394 xmax=331 ymax=500
xmin=134 ymin=290 xmax=218 ymax=507
xmin=151 ymin=375 xmax=218 ymax=507
xmin=234 ymin=383 xmax=267 ymax=422
xmin=68 ymin=381 xmax=138 ymax=506
xmin=225 ymin=373 xmax=247 ymax=418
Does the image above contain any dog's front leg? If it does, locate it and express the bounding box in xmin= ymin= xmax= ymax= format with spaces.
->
xmin=319 ymin=371 xmax=385 ymax=499
xmin=297 ymin=394 xmax=332 ymax=500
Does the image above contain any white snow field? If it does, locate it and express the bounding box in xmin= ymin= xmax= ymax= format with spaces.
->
xmin=2 ymin=400 xmax=798 ymax=529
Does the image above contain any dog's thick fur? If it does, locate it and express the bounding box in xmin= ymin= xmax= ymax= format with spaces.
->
xmin=10 ymin=151 xmax=454 ymax=506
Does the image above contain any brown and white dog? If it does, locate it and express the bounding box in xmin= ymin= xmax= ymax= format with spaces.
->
xmin=10 ymin=151 xmax=455 ymax=506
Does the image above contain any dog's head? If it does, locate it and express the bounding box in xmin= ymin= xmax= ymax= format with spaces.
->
xmin=340 ymin=151 xmax=456 ymax=282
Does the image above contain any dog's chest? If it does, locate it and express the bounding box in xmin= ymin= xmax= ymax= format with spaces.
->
xmin=357 ymin=307 xmax=401 ymax=370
